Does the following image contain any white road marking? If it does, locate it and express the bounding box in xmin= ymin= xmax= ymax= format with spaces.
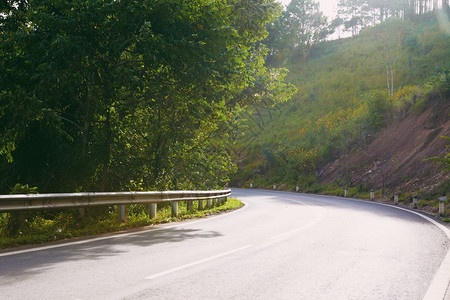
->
xmin=0 ymin=201 xmax=249 ymax=257
xmin=324 ymin=194 xmax=450 ymax=300
xmin=372 ymin=202 xmax=450 ymax=300
xmin=270 ymin=218 xmax=321 ymax=240
xmin=270 ymin=198 xmax=323 ymax=240
xmin=270 ymin=199 xmax=323 ymax=240
xmin=266 ymin=191 xmax=450 ymax=299
xmin=145 ymin=245 xmax=252 ymax=280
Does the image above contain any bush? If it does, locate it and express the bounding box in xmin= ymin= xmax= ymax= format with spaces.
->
xmin=0 ymin=198 xmax=243 ymax=248
xmin=412 ymin=97 xmax=427 ymax=113
xmin=366 ymin=91 xmax=390 ymax=130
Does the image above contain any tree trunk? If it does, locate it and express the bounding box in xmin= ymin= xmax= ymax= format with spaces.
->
xmin=383 ymin=39 xmax=394 ymax=96
xmin=386 ymin=64 xmax=390 ymax=95
xmin=99 ymin=114 xmax=112 ymax=192
xmin=390 ymin=60 xmax=394 ymax=96
xmin=82 ymin=82 xmax=92 ymax=158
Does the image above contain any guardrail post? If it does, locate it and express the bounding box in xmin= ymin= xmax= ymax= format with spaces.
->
xmin=223 ymin=197 xmax=227 ymax=205
xmin=413 ymin=195 xmax=418 ymax=209
xmin=118 ymin=205 xmax=127 ymax=223
xmin=273 ymin=183 xmax=276 ymax=190
xmin=296 ymin=185 xmax=299 ymax=192
xmin=394 ymin=192 xmax=399 ymax=205
xmin=187 ymin=200 xmax=193 ymax=212
xmin=370 ymin=189 xmax=374 ymax=201
xmin=78 ymin=207 xmax=85 ymax=217
xmin=439 ymin=196 xmax=446 ymax=215
xmin=0 ymin=189 xmax=231 ymax=215
xmin=212 ymin=198 xmax=217 ymax=207
xmin=171 ymin=201 xmax=178 ymax=218
xmin=206 ymin=199 xmax=212 ymax=209
xmin=149 ymin=203 xmax=157 ymax=219
xmin=198 ymin=200 xmax=204 ymax=210
xmin=250 ymin=182 xmax=253 ymax=189
xmin=344 ymin=187 xmax=348 ymax=198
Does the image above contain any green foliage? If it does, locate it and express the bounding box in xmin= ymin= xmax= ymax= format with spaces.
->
xmin=265 ymin=0 xmax=332 ymax=63
xmin=335 ymin=0 xmax=446 ymax=36
xmin=284 ymin=0 xmax=331 ymax=59
xmin=233 ymin=13 xmax=450 ymax=187
xmin=10 ymin=184 xmax=38 ymax=194
xmin=2 ymin=184 xmax=39 ymax=237
xmin=0 ymin=0 xmax=291 ymax=193
xmin=424 ymin=136 xmax=450 ymax=173
xmin=274 ymin=140 xmax=319 ymax=172
xmin=411 ymin=97 xmax=428 ymax=113
xmin=0 ymin=198 xmax=243 ymax=247
xmin=365 ymin=91 xmax=390 ymax=130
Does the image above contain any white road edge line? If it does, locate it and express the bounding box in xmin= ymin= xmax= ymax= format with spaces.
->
xmin=0 ymin=200 xmax=250 ymax=257
xmin=145 ymin=244 xmax=253 ymax=280
xmin=372 ymin=201 xmax=450 ymax=300
xmin=322 ymin=194 xmax=450 ymax=300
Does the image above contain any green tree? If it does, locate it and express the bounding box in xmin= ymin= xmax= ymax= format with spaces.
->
xmin=365 ymin=91 xmax=390 ymax=130
xmin=425 ymin=136 xmax=450 ymax=173
xmin=0 ymin=0 xmax=290 ymax=193
xmin=337 ymin=0 xmax=370 ymax=36
xmin=284 ymin=0 xmax=332 ymax=59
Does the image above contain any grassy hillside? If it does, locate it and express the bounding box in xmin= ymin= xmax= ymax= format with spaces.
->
xmin=231 ymin=12 xmax=450 ymax=193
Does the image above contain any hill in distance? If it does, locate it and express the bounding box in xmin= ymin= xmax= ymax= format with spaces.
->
xmin=232 ymin=11 xmax=449 ymax=205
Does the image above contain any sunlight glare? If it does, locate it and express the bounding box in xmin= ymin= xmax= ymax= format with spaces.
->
xmin=437 ymin=9 xmax=450 ymax=35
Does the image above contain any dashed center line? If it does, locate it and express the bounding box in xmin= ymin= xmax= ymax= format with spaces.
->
xmin=145 ymin=245 xmax=252 ymax=280
xmin=270 ymin=219 xmax=321 ymax=240
xmin=270 ymin=198 xmax=324 ymax=240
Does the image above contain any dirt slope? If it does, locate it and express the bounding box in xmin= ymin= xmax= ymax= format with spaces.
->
xmin=319 ymin=100 xmax=449 ymax=194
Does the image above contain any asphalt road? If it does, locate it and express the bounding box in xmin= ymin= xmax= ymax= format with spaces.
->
xmin=1 ymin=189 xmax=450 ymax=299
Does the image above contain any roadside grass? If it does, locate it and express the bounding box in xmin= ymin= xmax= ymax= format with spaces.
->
xmin=0 ymin=198 xmax=243 ymax=249
xmin=248 ymin=182 xmax=449 ymax=222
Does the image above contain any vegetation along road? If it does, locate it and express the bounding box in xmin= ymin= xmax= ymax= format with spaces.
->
xmin=1 ymin=189 xmax=449 ymax=299
xmin=1 ymin=1 xmax=448 ymax=299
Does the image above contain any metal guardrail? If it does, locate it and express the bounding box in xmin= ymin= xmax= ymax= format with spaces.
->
xmin=0 ymin=190 xmax=231 ymax=212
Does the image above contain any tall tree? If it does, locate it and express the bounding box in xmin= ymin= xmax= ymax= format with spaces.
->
xmin=0 ymin=0 xmax=292 ymax=193
xmin=284 ymin=0 xmax=332 ymax=59
xmin=337 ymin=0 xmax=370 ymax=36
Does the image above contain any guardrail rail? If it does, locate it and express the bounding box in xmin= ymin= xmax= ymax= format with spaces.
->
xmin=0 ymin=189 xmax=231 ymax=222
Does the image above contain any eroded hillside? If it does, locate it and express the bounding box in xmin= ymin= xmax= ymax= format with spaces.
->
xmin=232 ymin=13 xmax=450 ymax=199
xmin=319 ymin=99 xmax=449 ymax=194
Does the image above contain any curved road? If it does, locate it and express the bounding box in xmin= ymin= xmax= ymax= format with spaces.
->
xmin=1 ymin=189 xmax=450 ymax=299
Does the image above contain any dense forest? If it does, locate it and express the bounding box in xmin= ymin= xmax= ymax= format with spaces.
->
xmin=0 ymin=0 xmax=295 ymax=194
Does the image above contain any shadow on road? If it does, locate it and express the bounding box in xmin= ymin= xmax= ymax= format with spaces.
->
xmin=0 ymin=227 xmax=221 ymax=281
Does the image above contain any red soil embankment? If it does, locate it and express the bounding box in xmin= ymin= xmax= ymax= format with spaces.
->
xmin=319 ymin=100 xmax=449 ymax=193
